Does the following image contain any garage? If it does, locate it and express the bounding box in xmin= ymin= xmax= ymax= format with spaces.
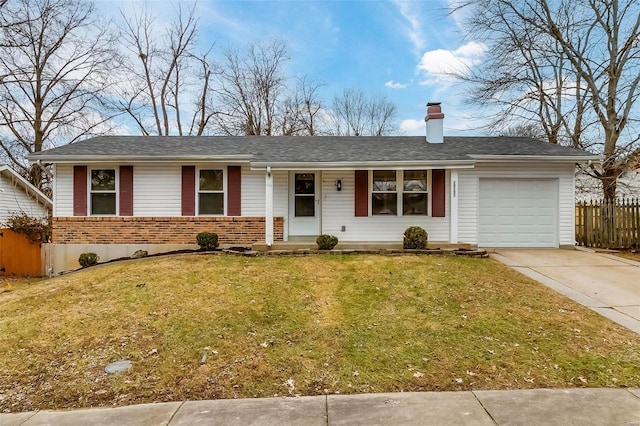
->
xmin=478 ymin=178 xmax=559 ymax=247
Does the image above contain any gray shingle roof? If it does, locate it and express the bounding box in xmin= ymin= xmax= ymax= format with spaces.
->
xmin=29 ymin=135 xmax=598 ymax=163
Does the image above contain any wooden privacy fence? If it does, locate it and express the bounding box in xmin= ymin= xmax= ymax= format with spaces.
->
xmin=575 ymin=199 xmax=640 ymax=249
xmin=0 ymin=228 xmax=44 ymax=276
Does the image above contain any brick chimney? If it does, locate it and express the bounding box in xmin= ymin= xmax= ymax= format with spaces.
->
xmin=425 ymin=102 xmax=444 ymax=143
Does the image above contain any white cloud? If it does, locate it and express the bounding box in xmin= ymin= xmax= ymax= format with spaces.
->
xmin=417 ymin=41 xmax=487 ymax=85
xmin=400 ymin=118 xmax=425 ymax=135
xmin=392 ymin=0 xmax=425 ymax=53
xmin=385 ymin=80 xmax=407 ymax=89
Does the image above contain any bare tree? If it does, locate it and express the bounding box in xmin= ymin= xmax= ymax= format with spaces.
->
xmin=367 ymin=93 xmax=398 ymax=136
xmin=498 ymin=123 xmax=547 ymax=139
xmin=0 ymin=0 xmax=119 ymax=190
xmin=329 ymin=88 xmax=397 ymax=136
xmin=457 ymin=0 xmax=640 ymax=199
xmin=213 ymin=39 xmax=289 ymax=136
xmin=118 ymin=3 xmax=216 ymax=136
xmin=279 ymin=76 xmax=326 ymax=136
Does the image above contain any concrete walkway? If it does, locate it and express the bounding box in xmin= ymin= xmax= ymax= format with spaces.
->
xmin=2 ymin=388 xmax=640 ymax=425
xmin=491 ymin=248 xmax=640 ymax=335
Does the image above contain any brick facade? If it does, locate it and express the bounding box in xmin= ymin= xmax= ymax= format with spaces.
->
xmin=52 ymin=217 xmax=284 ymax=245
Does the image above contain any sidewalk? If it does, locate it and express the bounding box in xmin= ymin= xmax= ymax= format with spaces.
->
xmin=2 ymin=388 xmax=640 ymax=425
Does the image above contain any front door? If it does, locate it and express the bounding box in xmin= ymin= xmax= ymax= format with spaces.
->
xmin=289 ymin=172 xmax=320 ymax=236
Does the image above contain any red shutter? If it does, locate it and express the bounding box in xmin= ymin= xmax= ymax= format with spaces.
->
xmin=181 ymin=166 xmax=196 ymax=216
xmin=119 ymin=166 xmax=134 ymax=216
xmin=73 ymin=165 xmax=87 ymax=216
xmin=432 ymin=169 xmax=446 ymax=217
xmin=354 ymin=170 xmax=369 ymax=217
xmin=227 ymin=166 xmax=242 ymax=216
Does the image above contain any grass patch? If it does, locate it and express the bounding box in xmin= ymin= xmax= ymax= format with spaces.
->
xmin=1 ymin=254 xmax=639 ymax=412
xmin=612 ymin=250 xmax=640 ymax=263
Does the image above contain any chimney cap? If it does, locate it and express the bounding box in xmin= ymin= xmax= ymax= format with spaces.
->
xmin=425 ymin=102 xmax=444 ymax=122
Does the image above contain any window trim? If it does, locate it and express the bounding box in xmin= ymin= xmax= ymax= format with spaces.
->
xmin=197 ymin=167 xmax=226 ymax=216
xmin=371 ymin=170 xmax=398 ymax=216
xmin=402 ymin=170 xmax=429 ymax=216
xmin=369 ymin=169 xmax=431 ymax=217
xmin=88 ymin=167 xmax=118 ymax=216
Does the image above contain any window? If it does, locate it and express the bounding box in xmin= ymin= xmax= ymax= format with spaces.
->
xmin=403 ymin=170 xmax=428 ymax=215
xmin=199 ymin=169 xmax=224 ymax=215
xmin=371 ymin=170 xmax=429 ymax=216
xmin=372 ymin=170 xmax=397 ymax=215
xmin=90 ymin=169 xmax=116 ymax=215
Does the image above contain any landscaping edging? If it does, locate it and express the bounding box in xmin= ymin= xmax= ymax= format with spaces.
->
xmin=221 ymin=247 xmax=489 ymax=258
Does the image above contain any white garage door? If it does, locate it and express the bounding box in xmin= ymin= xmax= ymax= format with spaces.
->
xmin=478 ymin=179 xmax=558 ymax=247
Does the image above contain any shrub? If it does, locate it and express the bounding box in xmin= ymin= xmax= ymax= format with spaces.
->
xmin=78 ymin=252 xmax=99 ymax=268
xmin=5 ymin=212 xmax=51 ymax=243
xmin=403 ymin=226 xmax=428 ymax=249
xmin=131 ymin=250 xmax=148 ymax=259
xmin=316 ymin=234 xmax=339 ymax=250
xmin=196 ymin=232 xmax=219 ymax=250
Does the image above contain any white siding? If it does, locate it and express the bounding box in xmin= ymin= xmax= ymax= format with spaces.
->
xmin=55 ymin=164 xmax=74 ymax=217
xmin=457 ymin=171 xmax=477 ymax=244
xmin=559 ymin=172 xmax=576 ymax=246
xmin=273 ymin=171 xmax=289 ymax=240
xmin=457 ymin=162 xmax=576 ymax=246
xmin=320 ymin=170 xmax=450 ymax=242
xmin=273 ymin=171 xmax=288 ymax=217
xmin=241 ymin=167 xmax=266 ymax=216
xmin=0 ymin=174 xmax=49 ymax=222
xmin=133 ymin=164 xmax=182 ymax=216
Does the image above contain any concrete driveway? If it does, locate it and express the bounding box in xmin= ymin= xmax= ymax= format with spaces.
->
xmin=491 ymin=248 xmax=640 ymax=334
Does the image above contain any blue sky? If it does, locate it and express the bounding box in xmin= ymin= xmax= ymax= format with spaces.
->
xmin=97 ymin=0 xmax=489 ymax=136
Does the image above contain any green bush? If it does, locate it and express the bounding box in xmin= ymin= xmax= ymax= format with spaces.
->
xmin=196 ymin=232 xmax=219 ymax=250
xmin=316 ymin=234 xmax=339 ymax=250
xmin=403 ymin=226 xmax=428 ymax=249
xmin=78 ymin=252 xmax=99 ymax=268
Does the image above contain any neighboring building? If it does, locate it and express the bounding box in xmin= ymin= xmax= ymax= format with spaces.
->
xmin=0 ymin=164 xmax=52 ymax=223
xmin=29 ymin=104 xmax=599 ymax=273
xmin=576 ymin=169 xmax=640 ymax=202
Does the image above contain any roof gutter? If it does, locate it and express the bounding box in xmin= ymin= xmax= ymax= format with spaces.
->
xmin=468 ymin=155 xmax=602 ymax=163
xmin=250 ymin=160 xmax=476 ymax=171
xmin=27 ymin=154 xmax=254 ymax=164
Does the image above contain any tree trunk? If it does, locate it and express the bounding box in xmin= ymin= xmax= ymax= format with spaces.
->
xmin=600 ymin=166 xmax=618 ymax=201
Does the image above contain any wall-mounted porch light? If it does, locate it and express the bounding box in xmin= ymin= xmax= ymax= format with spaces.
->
xmin=336 ymin=179 xmax=342 ymax=191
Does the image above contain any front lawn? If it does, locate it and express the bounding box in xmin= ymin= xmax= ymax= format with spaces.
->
xmin=1 ymin=254 xmax=639 ymax=412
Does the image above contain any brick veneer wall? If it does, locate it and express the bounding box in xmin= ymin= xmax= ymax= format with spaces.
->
xmin=52 ymin=217 xmax=284 ymax=245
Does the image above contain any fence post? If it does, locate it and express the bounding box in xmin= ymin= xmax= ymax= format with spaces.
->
xmin=585 ymin=201 xmax=592 ymax=247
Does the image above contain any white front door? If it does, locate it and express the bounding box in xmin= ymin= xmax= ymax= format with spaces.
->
xmin=289 ymin=172 xmax=321 ymax=236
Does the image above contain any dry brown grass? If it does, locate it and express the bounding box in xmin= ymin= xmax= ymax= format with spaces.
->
xmin=1 ymin=253 xmax=639 ymax=413
xmin=612 ymin=250 xmax=640 ymax=263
